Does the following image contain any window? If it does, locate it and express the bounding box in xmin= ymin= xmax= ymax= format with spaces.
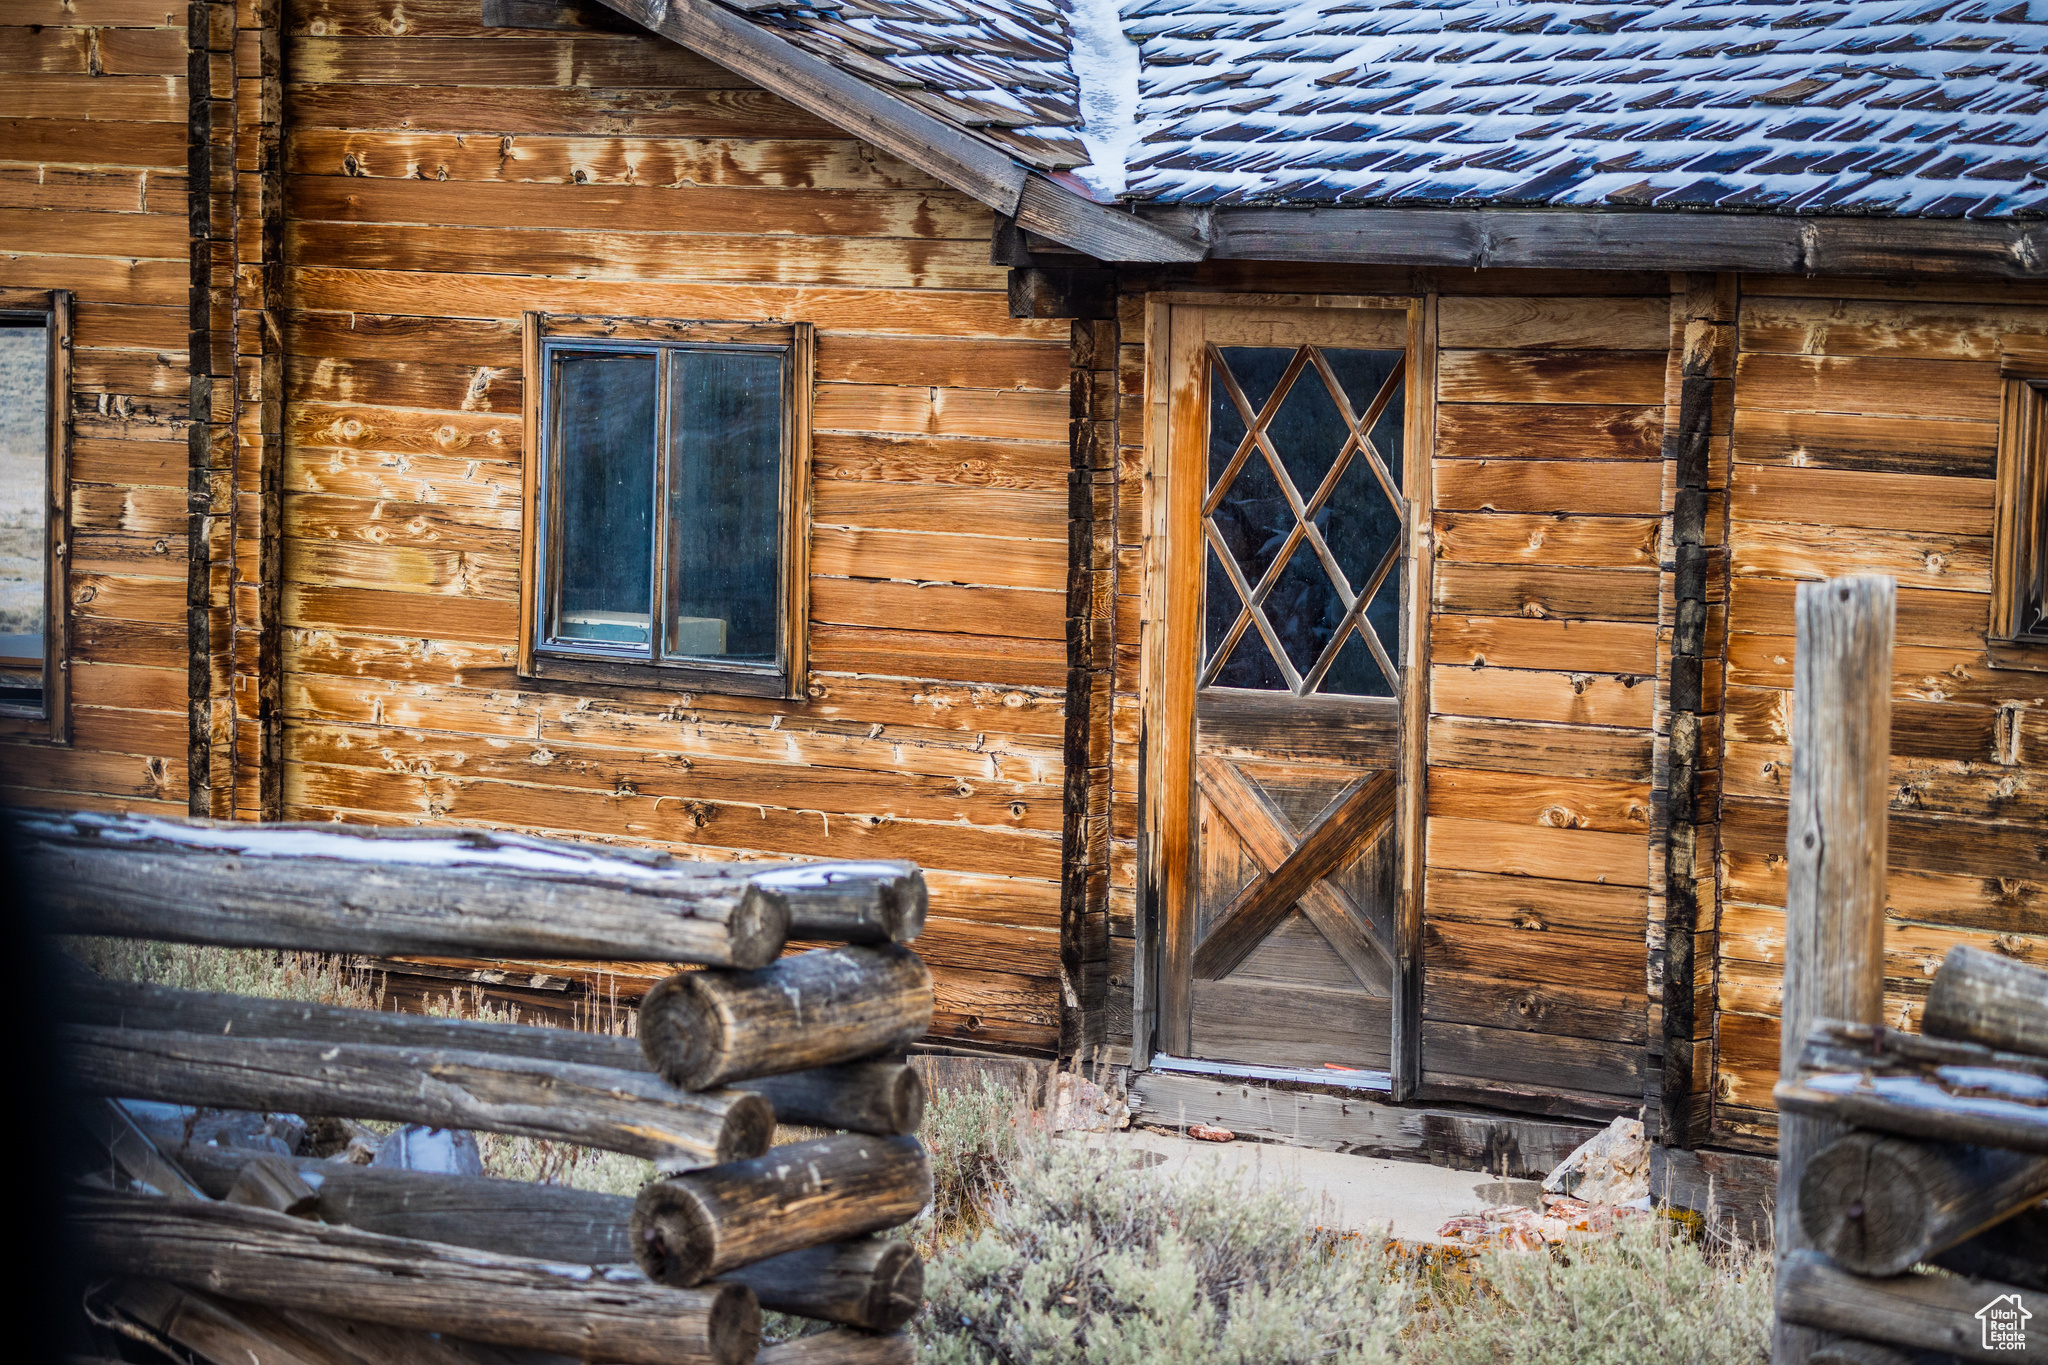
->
xmin=0 ymin=290 xmax=69 ymax=740
xmin=519 ymin=316 xmax=812 ymax=697
xmin=1992 ymin=371 xmax=2048 ymax=670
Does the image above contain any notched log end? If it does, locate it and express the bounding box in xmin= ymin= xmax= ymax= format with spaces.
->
xmin=883 ymin=869 xmax=928 ymax=946
xmin=640 ymin=970 xmax=728 ymax=1092
xmin=869 ymin=1240 xmax=925 ymax=1332
xmin=886 ymin=1064 xmax=926 ymax=1137
xmin=631 ymin=1177 xmax=716 ymax=1287
xmin=718 ymin=1090 xmax=778 ymax=1166
xmin=708 ymin=1279 xmax=762 ymax=1365
xmin=729 ymin=885 xmax=793 ymax=970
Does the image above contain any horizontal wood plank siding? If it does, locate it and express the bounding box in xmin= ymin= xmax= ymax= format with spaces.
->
xmin=1713 ymin=279 xmax=2048 ymax=1151
xmin=1424 ymin=296 xmax=1667 ymax=1104
xmin=267 ymin=0 xmax=1067 ymax=1052
xmin=0 ymin=4 xmax=191 ymax=816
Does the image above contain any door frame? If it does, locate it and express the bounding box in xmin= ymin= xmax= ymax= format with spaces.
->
xmin=1133 ymin=291 xmax=1438 ymax=1099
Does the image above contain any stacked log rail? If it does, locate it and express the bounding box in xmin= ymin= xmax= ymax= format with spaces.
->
xmin=1775 ymin=946 xmax=2048 ymax=1362
xmin=1762 ymin=584 xmax=2046 ymax=1365
xmin=16 ymin=809 xmax=934 ymax=1364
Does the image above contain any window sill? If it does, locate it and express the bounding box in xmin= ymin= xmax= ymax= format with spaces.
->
xmin=523 ymin=651 xmax=797 ymax=700
xmin=1985 ymin=638 xmax=2048 ymax=673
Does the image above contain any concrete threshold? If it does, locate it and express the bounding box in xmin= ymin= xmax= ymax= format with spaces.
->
xmin=1067 ymin=1127 xmax=1540 ymax=1247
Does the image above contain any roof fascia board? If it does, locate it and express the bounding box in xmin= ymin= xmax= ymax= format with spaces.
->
xmin=1015 ymin=175 xmax=1206 ymax=265
xmin=590 ymin=0 xmax=1028 ymax=215
xmin=1158 ymin=207 xmax=2048 ymax=279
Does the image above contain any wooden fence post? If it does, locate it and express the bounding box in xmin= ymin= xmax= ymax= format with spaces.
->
xmin=1775 ymin=574 xmax=1894 ymax=1365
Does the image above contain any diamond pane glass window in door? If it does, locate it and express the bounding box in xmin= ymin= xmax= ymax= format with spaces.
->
xmin=1201 ymin=345 xmax=1405 ymax=697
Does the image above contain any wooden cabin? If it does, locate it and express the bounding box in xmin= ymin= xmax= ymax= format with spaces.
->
xmin=5 ymin=0 xmax=2047 ymax=1190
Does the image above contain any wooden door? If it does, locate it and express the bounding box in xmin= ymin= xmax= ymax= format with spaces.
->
xmin=1153 ymin=300 xmax=1415 ymax=1074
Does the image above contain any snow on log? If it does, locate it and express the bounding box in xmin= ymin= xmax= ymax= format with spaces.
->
xmin=13 ymin=811 xmax=926 ymax=964
xmin=1776 ymin=1021 xmax=2048 ymax=1156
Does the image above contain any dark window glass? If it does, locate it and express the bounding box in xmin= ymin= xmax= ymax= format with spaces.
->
xmin=1203 ymin=345 xmax=1405 ymax=697
xmin=551 ymin=351 xmax=657 ymax=651
xmin=540 ymin=338 xmax=790 ymax=682
xmin=2028 ymin=394 xmax=2048 ymax=640
xmin=665 ymin=349 xmax=783 ymax=662
xmin=0 ymin=317 xmax=48 ymax=710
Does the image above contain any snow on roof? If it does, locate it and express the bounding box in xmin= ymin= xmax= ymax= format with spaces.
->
xmin=737 ymin=0 xmax=2048 ymax=217
xmin=742 ymin=0 xmax=1092 ymax=170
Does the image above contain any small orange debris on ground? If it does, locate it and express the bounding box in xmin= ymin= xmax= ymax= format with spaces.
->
xmin=1187 ymin=1123 xmax=1235 ymax=1142
xmin=1436 ymin=1193 xmax=1649 ymax=1252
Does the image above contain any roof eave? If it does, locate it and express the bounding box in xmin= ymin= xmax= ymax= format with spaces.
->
xmin=591 ymin=0 xmax=1205 ymax=265
xmin=1142 ymin=204 xmax=2048 ymax=279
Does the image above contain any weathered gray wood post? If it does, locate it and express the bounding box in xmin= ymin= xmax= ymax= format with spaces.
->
xmin=1774 ymin=574 xmax=1894 ymax=1365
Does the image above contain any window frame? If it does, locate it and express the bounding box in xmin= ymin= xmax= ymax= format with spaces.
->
xmin=0 ymin=288 xmax=71 ymax=744
xmin=1991 ymin=368 xmax=2048 ymax=672
xmin=517 ymin=314 xmax=812 ymax=699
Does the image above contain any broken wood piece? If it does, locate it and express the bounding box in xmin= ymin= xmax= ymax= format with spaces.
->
xmin=751 ymin=861 xmax=927 ymax=945
xmin=75 ymin=1097 xmax=207 ymax=1202
xmin=73 ymin=1191 xmax=759 ymax=1365
xmin=633 ymin=1135 xmax=930 ymax=1287
xmin=65 ymin=1024 xmax=774 ymax=1168
xmin=720 ymin=1239 xmax=923 ymax=1332
xmin=1798 ymin=1130 xmax=2048 ymax=1276
xmin=756 ymin=1328 xmax=915 ymax=1365
xmin=639 ymin=946 xmax=932 ymax=1090
xmin=1777 ymin=1020 xmax=2048 ymax=1157
xmin=224 ymin=1156 xmax=321 ymax=1217
xmin=72 ymin=974 xmax=925 ymax=1134
xmin=14 ymin=810 xmax=789 ymax=967
xmin=1925 ymin=944 xmax=2048 ymax=1061
xmin=1776 ymin=1249 xmax=2048 ymax=1363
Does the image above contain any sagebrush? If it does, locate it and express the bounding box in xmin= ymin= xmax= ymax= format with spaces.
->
xmin=912 ymin=1078 xmax=1772 ymax=1365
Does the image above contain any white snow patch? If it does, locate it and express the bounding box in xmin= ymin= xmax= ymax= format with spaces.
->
xmin=1067 ymin=0 xmax=1143 ymax=198
xmin=33 ymin=810 xmax=701 ymax=881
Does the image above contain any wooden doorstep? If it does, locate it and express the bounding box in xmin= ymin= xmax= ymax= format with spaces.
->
xmin=1130 ymin=1067 xmax=1600 ymax=1178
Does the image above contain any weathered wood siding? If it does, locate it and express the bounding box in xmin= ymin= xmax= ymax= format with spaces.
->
xmin=277 ymin=0 xmax=1069 ymax=1051
xmin=1714 ymin=277 xmax=2048 ymax=1150
xmin=0 ymin=0 xmax=192 ymax=813
xmin=1422 ymin=284 xmax=1670 ymax=1118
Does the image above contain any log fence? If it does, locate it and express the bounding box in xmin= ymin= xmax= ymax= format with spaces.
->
xmin=1770 ymin=577 xmax=2048 ymax=1365
xmin=20 ymin=810 xmax=932 ymax=1365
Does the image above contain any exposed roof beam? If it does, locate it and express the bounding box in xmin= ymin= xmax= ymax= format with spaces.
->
xmin=1149 ymin=206 xmax=2048 ymax=279
xmin=590 ymin=0 xmax=1028 ymax=215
